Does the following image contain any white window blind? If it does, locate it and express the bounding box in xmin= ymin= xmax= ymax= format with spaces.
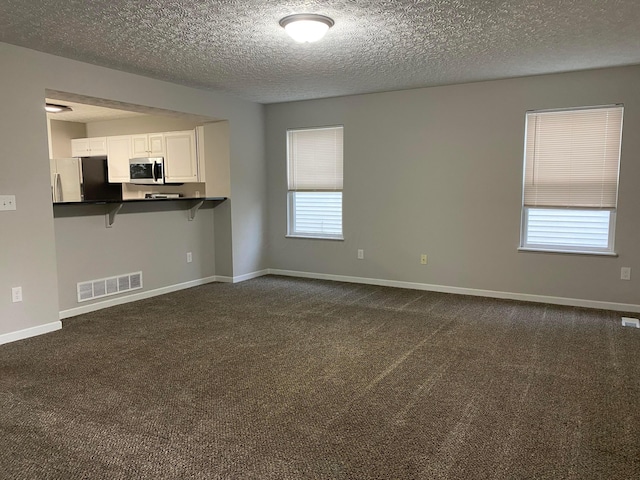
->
xmin=288 ymin=126 xmax=343 ymax=191
xmin=523 ymin=106 xmax=623 ymax=208
xmin=287 ymin=126 xmax=344 ymax=239
xmin=290 ymin=192 xmax=343 ymax=237
xmin=524 ymin=208 xmax=612 ymax=250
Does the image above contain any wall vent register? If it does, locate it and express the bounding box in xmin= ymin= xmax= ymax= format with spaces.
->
xmin=77 ymin=271 xmax=143 ymax=302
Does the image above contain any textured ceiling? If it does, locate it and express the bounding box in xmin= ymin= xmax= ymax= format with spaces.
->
xmin=2 ymin=1 xmax=640 ymax=104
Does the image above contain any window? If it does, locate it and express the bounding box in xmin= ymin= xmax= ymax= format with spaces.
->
xmin=287 ymin=126 xmax=343 ymax=239
xmin=520 ymin=105 xmax=623 ymax=254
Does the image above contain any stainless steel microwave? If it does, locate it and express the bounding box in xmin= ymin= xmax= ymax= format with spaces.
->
xmin=129 ymin=157 xmax=164 ymax=184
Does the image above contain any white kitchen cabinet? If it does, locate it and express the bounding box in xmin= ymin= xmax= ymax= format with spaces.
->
xmin=71 ymin=137 xmax=107 ymax=157
xmin=164 ymin=130 xmax=198 ymax=183
xmin=131 ymin=133 xmax=164 ymax=157
xmin=71 ymin=130 xmax=198 ymax=185
xmin=106 ymin=135 xmax=133 ymax=183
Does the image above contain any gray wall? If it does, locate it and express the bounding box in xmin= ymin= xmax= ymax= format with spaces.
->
xmin=54 ymin=204 xmax=216 ymax=311
xmin=50 ymin=120 xmax=86 ymax=157
xmin=86 ymin=116 xmax=202 ymax=137
xmin=265 ymin=66 xmax=640 ymax=306
xmin=0 ymin=42 xmax=267 ymax=337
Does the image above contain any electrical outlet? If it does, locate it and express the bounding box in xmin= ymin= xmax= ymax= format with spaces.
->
xmin=187 ymin=252 xmax=193 ymax=263
xmin=420 ymin=254 xmax=428 ymax=265
xmin=0 ymin=195 xmax=16 ymax=211
xmin=621 ymin=267 xmax=631 ymax=280
xmin=357 ymin=249 xmax=364 ymax=260
xmin=12 ymin=286 xmax=22 ymax=303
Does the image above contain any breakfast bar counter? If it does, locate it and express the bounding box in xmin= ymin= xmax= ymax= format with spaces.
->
xmin=53 ymin=197 xmax=227 ymax=226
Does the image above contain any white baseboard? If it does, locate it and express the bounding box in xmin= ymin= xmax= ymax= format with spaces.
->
xmin=215 ymin=270 xmax=270 ymax=284
xmin=0 ymin=321 xmax=62 ymax=346
xmin=215 ymin=276 xmax=234 ymax=283
xmin=267 ymin=269 xmax=640 ymax=313
xmin=55 ymin=267 xmax=638 ymax=323
xmin=232 ymin=269 xmax=269 ymax=283
xmin=59 ymin=276 xmax=218 ymax=319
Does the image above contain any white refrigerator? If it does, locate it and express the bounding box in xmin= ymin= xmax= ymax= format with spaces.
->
xmin=50 ymin=157 xmax=82 ymax=203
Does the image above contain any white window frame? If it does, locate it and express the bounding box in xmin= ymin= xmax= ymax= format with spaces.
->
xmin=286 ymin=125 xmax=344 ymax=240
xmin=519 ymin=105 xmax=623 ymax=256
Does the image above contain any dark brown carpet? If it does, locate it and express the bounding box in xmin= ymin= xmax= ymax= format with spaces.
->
xmin=1 ymin=275 xmax=639 ymax=479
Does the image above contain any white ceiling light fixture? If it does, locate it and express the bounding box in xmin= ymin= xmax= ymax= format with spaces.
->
xmin=279 ymin=14 xmax=334 ymax=43
xmin=45 ymin=103 xmax=72 ymax=113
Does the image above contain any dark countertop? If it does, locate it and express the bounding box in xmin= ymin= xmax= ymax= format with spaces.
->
xmin=53 ymin=197 xmax=227 ymax=205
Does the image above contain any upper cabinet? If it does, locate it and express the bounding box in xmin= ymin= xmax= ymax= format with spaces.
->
xmin=73 ymin=128 xmax=206 ymax=186
xmin=164 ymin=131 xmax=197 ymax=183
xmin=106 ymin=136 xmax=132 ymax=183
xmin=71 ymin=137 xmax=107 ymax=157
xmin=131 ymin=133 xmax=164 ymax=157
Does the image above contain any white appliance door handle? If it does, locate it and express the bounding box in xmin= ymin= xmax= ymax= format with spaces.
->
xmin=56 ymin=172 xmax=63 ymax=202
xmin=52 ymin=172 xmax=59 ymax=202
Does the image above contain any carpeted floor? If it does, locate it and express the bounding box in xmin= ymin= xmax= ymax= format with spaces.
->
xmin=1 ymin=275 xmax=639 ymax=479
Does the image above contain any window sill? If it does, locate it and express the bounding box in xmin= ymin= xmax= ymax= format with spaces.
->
xmin=518 ymin=247 xmax=618 ymax=257
xmin=286 ymin=234 xmax=344 ymax=241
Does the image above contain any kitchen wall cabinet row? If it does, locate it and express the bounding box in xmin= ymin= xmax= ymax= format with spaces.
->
xmin=71 ymin=130 xmax=198 ymax=183
xmin=70 ymin=137 xmax=107 ymax=157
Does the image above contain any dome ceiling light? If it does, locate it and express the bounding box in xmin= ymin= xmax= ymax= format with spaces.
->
xmin=45 ymin=103 xmax=73 ymax=113
xmin=279 ymin=14 xmax=334 ymax=43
